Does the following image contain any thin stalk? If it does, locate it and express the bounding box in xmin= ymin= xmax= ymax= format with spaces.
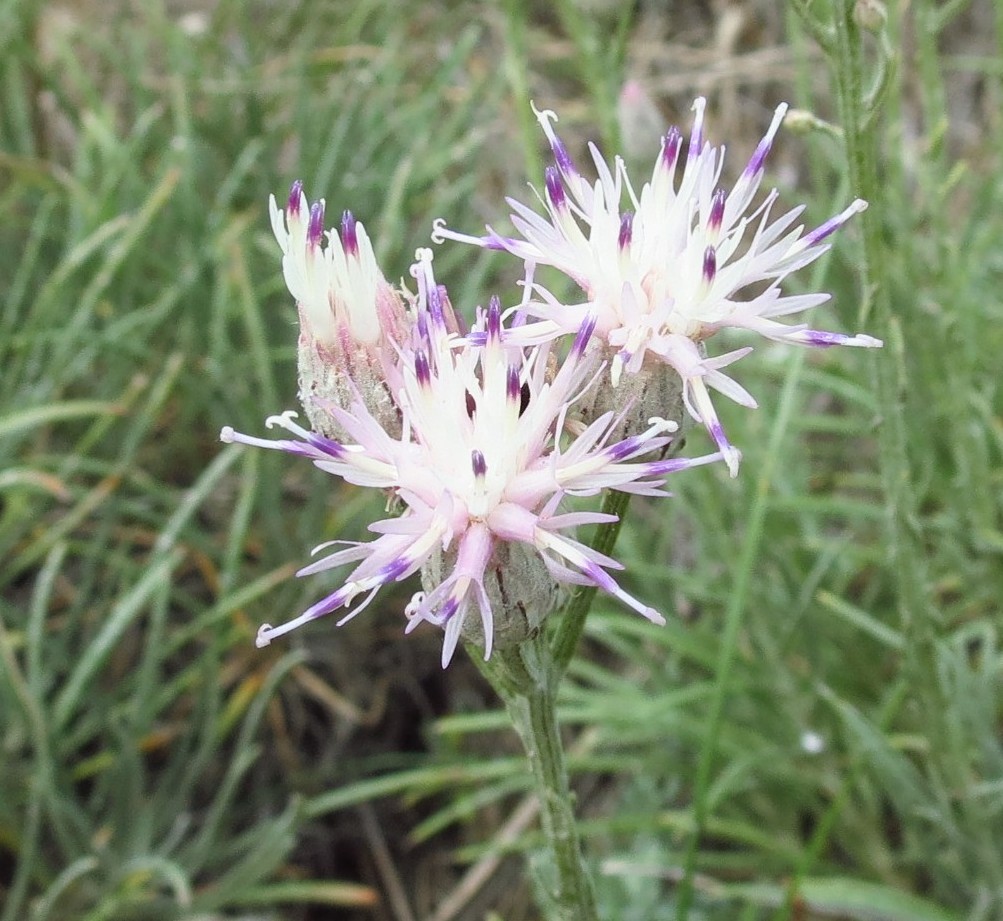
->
xmin=476 ymin=638 xmax=599 ymax=921
xmin=829 ymin=0 xmax=938 ymax=701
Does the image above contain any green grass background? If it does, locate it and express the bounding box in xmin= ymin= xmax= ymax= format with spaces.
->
xmin=1 ymin=0 xmax=1001 ymax=918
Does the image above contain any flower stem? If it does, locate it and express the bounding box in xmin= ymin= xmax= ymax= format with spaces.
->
xmin=475 ymin=637 xmax=599 ymax=921
xmin=828 ymin=0 xmax=940 ymax=706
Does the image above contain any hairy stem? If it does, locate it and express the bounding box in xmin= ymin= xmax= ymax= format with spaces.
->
xmin=476 ymin=638 xmax=599 ymax=921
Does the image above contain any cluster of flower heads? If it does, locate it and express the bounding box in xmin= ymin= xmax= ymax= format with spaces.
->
xmin=221 ymin=99 xmax=881 ymax=666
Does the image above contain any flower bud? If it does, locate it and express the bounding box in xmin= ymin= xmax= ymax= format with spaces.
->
xmin=269 ymin=183 xmax=412 ymax=438
xmin=580 ymin=343 xmax=688 ymax=454
xmin=853 ymin=0 xmax=887 ymax=32
xmin=421 ymin=539 xmax=563 ymax=658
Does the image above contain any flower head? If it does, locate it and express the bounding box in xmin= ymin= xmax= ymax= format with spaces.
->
xmin=270 ymin=181 xmax=412 ymax=436
xmin=221 ymin=250 xmax=724 ymax=666
xmin=433 ymin=100 xmax=882 ymax=475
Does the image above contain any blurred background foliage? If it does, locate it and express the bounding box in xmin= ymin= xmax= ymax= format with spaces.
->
xmin=1 ymin=0 xmax=1001 ymax=918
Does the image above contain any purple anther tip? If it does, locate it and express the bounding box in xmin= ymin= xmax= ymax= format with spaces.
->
xmin=440 ymin=595 xmax=460 ymax=622
xmin=709 ymin=419 xmax=728 ymax=447
xmin=551 ymin=136 xmax=576 ymax=177
xmin=341 ymin=210 xmax=358 ymax=256
xmin=703 ymin=246 xmax=717 ymax=285
xmin=305 ymin=432 xmax=346 ymax=459
xmin=425 ymin=282 xmax=443 ymax=323
xmin=803 ymin=222 xmax=835 ymax=248
xmin=573 ymin=314 xmax=597 ymax=356
xmin=709 ymin=188 xmax=726 ymax=232
xmin=608 ymin=435 xmax=640 ymax=462
xmin=486 ymin=296 xmax=502 ymax=341
xmin=661 ymin=126 xmax=682 ymax=171
xmin=618 ymin=211 xmax=634 ymax=250
xmin=378 ymin=555 xmax=411 ymax=582
xmin=746 ymin=137 xmax=773 ymax=177
xmin=288 ymin=180 xmax=304 ymax=215
xmin=307 ymin=201 xmax=325 ymax=247
xmin=415 ymin=351 xmax=431 ymax=387
xmin=803 ymin=202 xmax=866 ymax=247
xmin=801 ymin=330 xmax=845 ymax=348
xmin=506 ymin=365 xmax=521 ymax=404
xmin=471 ymin=449 xmax=487 ymax=479
xmin=545 ymin=166 xmax=566 ymax=209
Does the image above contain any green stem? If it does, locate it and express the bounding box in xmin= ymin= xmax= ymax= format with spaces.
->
xmin=476 ymin=637 xmax=599 ymax=921
xmin=842 ymin=1 xmax=1003 ymax=896
xmin=829 ymin=0 xmax=937 ymax=695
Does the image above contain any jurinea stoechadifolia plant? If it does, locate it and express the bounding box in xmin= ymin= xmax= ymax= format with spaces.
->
xmin=221 ymin=100 xmax=880 ymax=664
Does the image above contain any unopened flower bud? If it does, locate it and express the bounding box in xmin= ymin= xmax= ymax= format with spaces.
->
xmin=579 ymin=344 xmax=688 ymax=455
xmin=783 ymin=108 xmax=840 ymax=139
xmin=421 ymin=539 xmax=563 ymax=659
xmin=269 ymin=182 xmax=412 ymax=438
xmin=853 ymin=0 xmax=887 ymax=32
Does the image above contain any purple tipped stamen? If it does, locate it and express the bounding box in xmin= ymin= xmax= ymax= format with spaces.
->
xmin=803 ymin=201 xmax=867 ymax=248
xmin=550 ymin=136 xmax=576 ymax=178
xmin=307 ymin=201 xmax=325 ymax=247
xmin=803 ymin=220 xmax=840 ymax=248
xmin=580 ymin=559 xmax=617 ymax=594
xmin=661 ymin=126 xmax=682 ymax=171
xmin=545 ymin=166 xmax=566 ymax=209
xmin=415 ymin=351 xmax=431 ymax=387
xmin=797 ymin=330 xmax=876 ymax=349
xmin=607 ymin=435 xmax=643 ymax=462
xmin=703 ymin=246 xmax=717 ymax=285
xmin=304 ymin=432 xmax=347 ymax=459
xmin=573 ymin=314 xmax=597 ymax=357
xmin=689 ymin=111 xmax=704 ymax=161
xmin=618 ymin=211 xmax=634 ymax=250
xmin=471 ymin=449 xmax=487 ymax=479
xmin=377 ymin=555 xmax=413 ymax=582
xmin=745 ymin=135 xmax=774 ymax=178
xmin=439 ymin=595 xmax=461 ymax=623
xmin=743 ymin=103 xmax=787 ymax=179
xmin=427 ymin=284 xmax=447 ymax=326
xmin=804 ymin=331 xmax=841 ymax=347
xmin=416 ymin=311 xmax=430 ymax=347
xmin=341 ymin=210 xmax=358 ymax=256
xmin=288 ymin=180 xmax=304 ymax=216
xmin=486 ymin=296 xmax=502 ymax=342
xmin=506 ymin=365 xmax=521 ymax=404
xmin=708 ymin=188 xmax=726 ymax=234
